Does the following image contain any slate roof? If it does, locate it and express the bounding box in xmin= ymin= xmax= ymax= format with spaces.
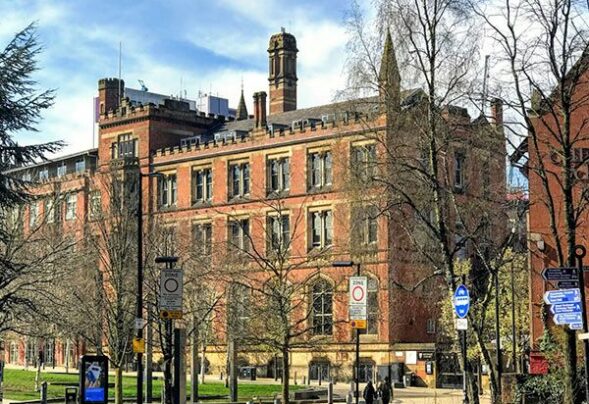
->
xmin=220 ymin=89 xmax=423 ymax=133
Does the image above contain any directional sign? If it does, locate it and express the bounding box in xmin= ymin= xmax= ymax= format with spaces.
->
xmin=160 ymin=268 xmax=183 ymax=319
xmin=554 ymin=312 xmax=582 ymax=325
xmin=543 ymin=288 xmax=581 ymax=305
xmin=453 ymin=284 xmax=470 ymax=319
xmin=542 ymin=267 xmax=578 ymax=281
xmin=558 ymin=281 xmax=580 ymax=289
xmin=570 ymin=323 xmax=584 ymax=330
xmin=550 ymin=302 xmax=582 ymax=315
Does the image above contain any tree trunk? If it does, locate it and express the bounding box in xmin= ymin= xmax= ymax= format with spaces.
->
xmin=114 ymin=366 xmax=123 ymax=404
xmin=191 ymin=324 xmax=198 ymax=404
xmin=282 ymin=346 xmax=290 ymax=404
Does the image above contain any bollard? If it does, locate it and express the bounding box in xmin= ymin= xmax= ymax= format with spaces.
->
xmin=328 ymin=382 xmax=333 ymax=404
xmin=274 ymin=398 xmax=281 ymax=404
xmin=346 ymin=392 xmax=353 ymax=404
xmin=303 ymin=375 xmax=307 ymax=385
xmin=40 ymin=381 xmax=47 ymax=404
xmin=294 ymin=371 xmax=298 ymax=385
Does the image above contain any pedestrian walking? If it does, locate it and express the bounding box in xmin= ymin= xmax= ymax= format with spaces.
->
xmin=377 ymin=377 xmax=392 ymax=404
xmin=363 ymin=380 xmax=376 ymax=404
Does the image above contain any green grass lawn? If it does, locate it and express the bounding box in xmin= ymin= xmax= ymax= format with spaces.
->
xmin=3 ymin=368 xmax=301 ymax=402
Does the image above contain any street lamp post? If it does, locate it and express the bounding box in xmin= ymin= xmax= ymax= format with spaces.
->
xmin=333 ymin=261 xmax=361 ymax=404
xmin=136 ymin=170 xmax=162 ymax=404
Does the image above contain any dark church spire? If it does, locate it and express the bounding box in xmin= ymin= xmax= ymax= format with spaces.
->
xmin=379 ymin=29 xmax=401 ymax=111
xmin=236 ymin=84 xmax=248 ymax=121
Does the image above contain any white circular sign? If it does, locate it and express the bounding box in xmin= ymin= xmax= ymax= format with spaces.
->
xmin=164 ymin=278 xmax=179 ymax=293
xmin=352 ymin=285 xmax=365 ymax=302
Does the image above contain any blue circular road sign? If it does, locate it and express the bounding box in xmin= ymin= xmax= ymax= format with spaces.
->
xmin=453 ymin=284 xmax=470 ymax=319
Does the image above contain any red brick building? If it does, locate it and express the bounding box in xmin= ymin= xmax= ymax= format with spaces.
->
xmin=522 ymin=52 xmax=589 ymax=374
xmin=3 ymin=30 xmax=506 ymax=387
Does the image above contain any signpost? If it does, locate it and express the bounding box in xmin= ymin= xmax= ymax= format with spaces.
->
xmin=542 ymin=267 xmax=578 ymax=281
xmin=349 ymin=276 xmax=367 ymax=330
xmin=558 ymin=281 xmax=580 ymax=289
xmin=549 ymin=302 xmax=582 ymax=315
xmin=543 ymin=288 xmax=581 ymax=305
xmin=160 ymin=268 xmax=183 ymax=319
xmin=453 ymin=283 xmax=470 ymax=404
xmin=554 ymin=313 xmax=583 ymax=325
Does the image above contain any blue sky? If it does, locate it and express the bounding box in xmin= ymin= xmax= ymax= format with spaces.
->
xmin=0 ymin=0 xmax=360 ymax=155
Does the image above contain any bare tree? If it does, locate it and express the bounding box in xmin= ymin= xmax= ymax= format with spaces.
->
xmin=340 ymin=2 xmax=521 ymax=402
xmin=219 ymin=198 xmax=341 ymax=404
xmin=471 ymin=0 xmax=589 ymax=400
xmin=63 ymin=166 xmax=139 ymax=404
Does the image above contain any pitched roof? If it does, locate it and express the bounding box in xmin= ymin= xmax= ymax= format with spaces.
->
xmin=220 ymin=89 xmax=423 ymax=133
xmin=235 ymin=89 xmax=248 ymax=121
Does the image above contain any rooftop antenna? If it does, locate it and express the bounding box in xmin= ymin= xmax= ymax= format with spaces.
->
xmin=118 ymin=41 xmax=123 ymax=101
xmin=138 ymin=80 xmax=148 ymax=92
xmin=481 ymin=55 xmax=490 ymax=114
xmin=281 ymin=26 xmax=286 ymax=33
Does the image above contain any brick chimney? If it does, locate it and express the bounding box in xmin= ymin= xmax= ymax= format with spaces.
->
xmin=98 ymin=78 xmax=124 ymax=117
xmin=490 ymin=98 xmax=503 ymax=128
xmin=253 ymin=92 xmax=260 ymax=128
xmin=253 ymin=91 xmax=268 ymax=129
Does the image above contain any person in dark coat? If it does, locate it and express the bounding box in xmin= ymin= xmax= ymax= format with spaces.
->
xmin=363 ymin=380 xmax=376 ymax=404
xmin=378 ymin=376 xmax=392 ymax=404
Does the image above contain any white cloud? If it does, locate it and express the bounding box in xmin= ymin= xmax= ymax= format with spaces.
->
xmin=5 ymin=0 xmax=357 ymax=157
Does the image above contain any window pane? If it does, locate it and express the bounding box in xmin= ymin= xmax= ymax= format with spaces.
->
xmin=196 ymin=171 xmax=203 ymax=200
xmin=312 ymin=212 xmax=321 ymax=247
xmin=232 ymin=165 xmax=240 ymax=196
xmin=312 ymin=154 xmax=321 ymax=186
xmin=243 ymin=164 xmax=250 ymax=194
xmin=324 ymin=152 xmax=333 ymax=185
xmin=271 ymin=160 xmax=279 ymax=191
xmin=282 ymin=159 xmax=290 ymax=190
xmin=325 ymin=211 xmax=333 ymax=246
xmin=206 ymin=169 xmax=212 ymax=200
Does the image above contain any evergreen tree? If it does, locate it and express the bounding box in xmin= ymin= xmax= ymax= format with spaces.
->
xmin=0 ymin=23 xmax=63 ymax=209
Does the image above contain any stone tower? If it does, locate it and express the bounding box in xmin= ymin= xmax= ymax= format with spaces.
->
xmin=98 ymin=78 xmax=124 ymax=117
xmin=268 ymin=29 xmax=298 ymax=115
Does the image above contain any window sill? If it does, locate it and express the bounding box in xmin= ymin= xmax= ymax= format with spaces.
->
xmin=192 ymin=200 xmax=212 ymax=207
xmin=307 ymin=185 xmax=333 ymax=194
xmin=158 ymin=205 xmax=177 ymax=212
xmin=228 ymin=195 xmax=250 ymax=203
xmin=266 ymin=190 xmax=290 ymax=199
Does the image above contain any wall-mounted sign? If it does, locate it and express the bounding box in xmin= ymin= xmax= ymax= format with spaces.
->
xmin=80 ymin=355 xmax=108 ymax=404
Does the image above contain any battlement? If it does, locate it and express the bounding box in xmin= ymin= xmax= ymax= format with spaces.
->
xmin=98 ymin=77 xmax=124 ymax=90
xmin=152 ymin=108 xmax=371 ymax=161
xmin=99 ymin=96 xmax=231 ymax=126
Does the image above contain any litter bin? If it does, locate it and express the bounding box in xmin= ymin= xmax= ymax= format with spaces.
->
xmin=65 ymin=387 xmax=78 ymax=404
xmin=239 ymin=366 xmax=257 ymax=380
xmin=403 ymin=373 xmax=413 ymax=387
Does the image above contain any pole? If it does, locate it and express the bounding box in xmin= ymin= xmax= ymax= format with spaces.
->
xmin=495 ymin=271 xmax=502 ymax=397
xmin=574 ymin=245 xmax=589 ymax=403
xmin=355 ymin=264 xmax=360 ymax=404
xmin=191 ymin=317 xmax=199 ymax=404
xmin=136 ymin=171 xmax=144 ymax=404
xmin=511 ymin=259 xmax=517 ymax=373
xmin=461 ymin=274 xmax=468 ymax=404
xmin=146 ymin=308 xmax=153 ymax=403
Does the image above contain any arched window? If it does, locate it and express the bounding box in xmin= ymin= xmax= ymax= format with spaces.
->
xmin=360 ymin=277 xmax=379 ymax=335
xmin=311 ymin=279 xmax=333 ymax=335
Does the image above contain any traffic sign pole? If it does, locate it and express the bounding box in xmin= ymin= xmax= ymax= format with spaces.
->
xmin=575 ymin=245 xmax=589 ymax=404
